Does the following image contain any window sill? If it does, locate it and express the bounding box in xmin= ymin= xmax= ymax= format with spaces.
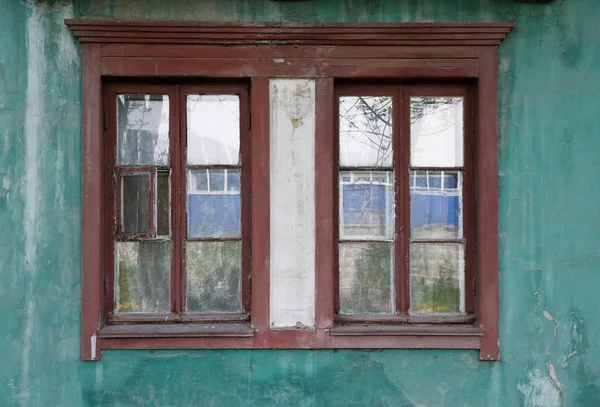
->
xmin=98 ymin=323 xmax=254 ymax=338
xmin=329 ymin=324 xmax=484 ymax=337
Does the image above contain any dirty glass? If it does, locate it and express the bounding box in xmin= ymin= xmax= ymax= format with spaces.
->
xmin=410 ymin=171 xmax=463 ymax=240
xmin=156 ymin=170 xmax=170 ymax=236
xmin=115 ymin=241 xmax=171 ymax=313
xmin=187 ymin=169 xmax=241 ymax=238
xmin=339 ymin=242 xmax=393 ymax=314
xmin=121 ymin=173 xmax=151 ymax=234
xmin=411 ymin=97 xmax=463 ymax=168
xmin=117 ymin=94 xmax=170 ymax=166
xmin=187 ymin=95 xmax=240 ymax=165
xmin=339 ymin=171 xmax=394 ymax=240
xmin=339 ymin=96 xmax=393 ymax=167
xmin=186 ymin=241 xmax=242 ymax=313
xmin=410 ymin=243 xmax=465 ymax=314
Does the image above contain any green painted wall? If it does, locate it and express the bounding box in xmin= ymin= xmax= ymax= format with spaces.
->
xmin=1 ymin=0 xmax=599 ymax=405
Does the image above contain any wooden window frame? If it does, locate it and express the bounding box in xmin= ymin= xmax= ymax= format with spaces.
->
xmin=104 ymin=83 xmax=252 ymax=325
xmin=333 ymin=84 xmax=476 ymax=322
xmin=67 ymin=20 xmax=513 ymax=361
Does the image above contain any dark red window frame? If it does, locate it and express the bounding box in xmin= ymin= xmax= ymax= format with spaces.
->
xmin=332 ymin=84 xmax=475 ymax=324
xmin=67 ymin=20 xmax=513 ymax=361
xmin=103 ymin=83 xmax=252 ymax=325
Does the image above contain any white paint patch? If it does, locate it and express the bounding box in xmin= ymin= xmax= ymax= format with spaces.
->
xmin=91 ymin=333 xmax=97 ymax=361
xmin=269 ymin=79 xmax=316 ymax=328
xmin=21 ymin=4 xmax=45 ymax=403
xmin=517 ymin=369 xmax=562 ymax=407
xmin=273 ymin=58 xmax=285 ymax=64
xmin=2 ymin=175 xmax=9 ymax=190
xmin=55 ymin=3 xmax=79 ymax=72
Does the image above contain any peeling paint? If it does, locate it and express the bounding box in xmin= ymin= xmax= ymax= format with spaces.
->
xmin=518 ymin=369 xmax=562 ymax=407
xmin=290 ymin=117 xmax=303 ymax=128
xmin=90 ymin=333 xmax=97 ymax=361
xmin=21 ymin=4 xmax=45 ymax=404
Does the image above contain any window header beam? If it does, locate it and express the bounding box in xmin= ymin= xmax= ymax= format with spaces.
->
xmin=66 ymin=20 xmax=514 ymax=46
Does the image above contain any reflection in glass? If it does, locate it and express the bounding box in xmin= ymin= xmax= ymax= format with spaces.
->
xmin=117 ymin=94 xmax=170 ymax=166
xmin=121 ymin=174 xmax=150 ymax=234
xmin=187 ymin=95 xmax=240 ymax=165
xmin=411 ymin=97 xmax=463 ymax=167
xmin=339 ymin=242 xmax=393 ymax=314
xmin=339 ymin=171 xmax=394 ymax=240
xmin=187 ymin=169 xmax=241 ymax=238
xmin=186 ymin=241 xmax=242 ymax=313
xmin=410 ymin=171 xmax=462 ymax=239
xmin=115 ymin=241 xmax=171 ymax=313
xmin=156 ymin=170 xmax=170 ymax=236
xmin=410 ymin=243 xmax=465 ymax=314
xmin=339 ymin=96 xmax=393 ymax=167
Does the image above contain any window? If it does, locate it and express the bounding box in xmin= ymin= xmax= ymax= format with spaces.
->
xmin=103 ymin=84 xmax=251 ymax=327
xmin=68 ymin=20 xmax=512 ymax=360
xmin=335 ymin=85 xmax=474 ymax=321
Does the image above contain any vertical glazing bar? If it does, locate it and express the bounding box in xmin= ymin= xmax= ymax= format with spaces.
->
xmin=239 ymin=85 xmax=252 ymax=314
xmin=104 ymin=85 xmax=117 ymax=319
xmin=463 ymin=87 xmax=475 ymax=315
xmin=173 ymin=85 xmax=183 ymax=314
xmin=397 ymin=87 xmax=410 ymax=315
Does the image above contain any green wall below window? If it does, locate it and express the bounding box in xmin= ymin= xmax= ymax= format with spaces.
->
xmin=1 ymin=0 xmax=599 ymax=405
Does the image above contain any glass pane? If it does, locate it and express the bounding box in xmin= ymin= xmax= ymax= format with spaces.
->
xmin=410 ymin=171 xmax=462 ymax=239
xmin=117 ymin=94 xmax=169 ymax=166
xmin=187 ymin=169 xmax=241 ymax=238
xmin=227 ymin=169 xmax=240 ymax=192
xmin=339 ymin=96 xmax=393 ymax=167
xmin=209 ymin=169 xmax=225 ymax=192
xmin=156 ymin=170 xmax=170 ymax=236
xmin=410 ymin=243 xmax=465 ymax=314
xmin=187 ymin=95 xmax=240 ymax=165
xmin=339 ymin=171 xmax=394 ymax=240
xmin=186 ymin=241 xmax=242 ymax=313
xmin=339 ymin=242 xmax=393 ymax=314
xmin=121 ymin=174 xmax=150 ymax=234
xmin=115 ymin=241 xmax=171 ymax=313
xmin=411 ymin=97 xmax=463 ymax=167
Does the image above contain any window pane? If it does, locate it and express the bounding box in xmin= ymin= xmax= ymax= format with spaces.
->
xmin=121 ymin=174 xmax=150 ymax=234
xmin=187 ymin=169 xmax=241 ymax=238
xmin=186 ymin=241 xmax=242 ymax=313
xmin=411 ymin=97 xmax=463 ymax=167
xmin=227 ymin=169 xmax=240 ymax=192
xmin=115 ymin=241 xmax=171 ymax=313
xmin=411 ymin=171 xmax=462 ymax=239
xmin=187 ymin=95 xmax=240 ymax=165
xmin=209 ymin=169 xmax=225 ymax=191
xmin=117 ymin=94 xmax=169 ymax=166
xmin=339 ymin=96 xmax=393 ymax=167
xmin=339 ymin=242 xmax=393 ymax=314
xmin=339 ymin=171 xmax=394 ymax=240
xmin=156 ymin=170 xmax=170 ymax=236
xmin=410 ymin=243 xmax=465 ymax=314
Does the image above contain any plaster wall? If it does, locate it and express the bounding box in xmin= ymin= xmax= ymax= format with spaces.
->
xmin=1 ymin=0 xmax=599 ymax=405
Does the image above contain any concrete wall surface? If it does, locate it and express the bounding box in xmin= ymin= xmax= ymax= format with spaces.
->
xmin=0 ymin=0 xmax=599 ymax=405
